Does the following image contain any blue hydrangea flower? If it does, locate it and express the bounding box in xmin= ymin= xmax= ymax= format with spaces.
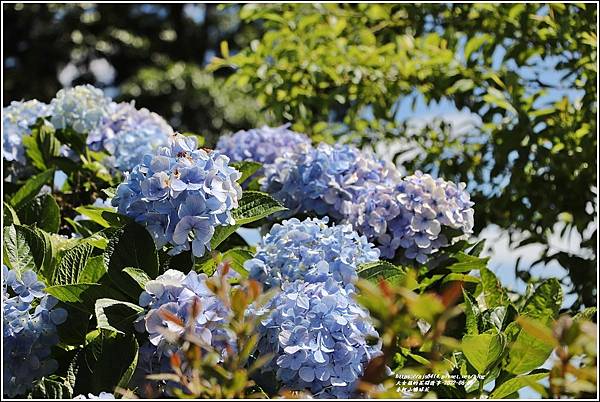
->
xmin=261 ymin=142 xmax=401 ymax=219
xmin=246 ymin=216 xmax=379 ymax=289
xmin=2 ymin=100 xmax=51 ymax=165
xmin=133 ymin=269 xmax=235 ymax=394
xmin=255 ymin=278 xmax=382 ymax=398
xmin=74 ymin=392 xmax=115 ymax=399
xmin=3 ymin=265 xmax=67 ymax=397
xmin=216 ymin=125 xmax=311 ymax=177
xmin=50 ymin=84 xmax=111 ymax=134
xmin=87 ymin=101 xmax=173 ymax=172
xmin=112 ymin=133 xmax=242 ymax=257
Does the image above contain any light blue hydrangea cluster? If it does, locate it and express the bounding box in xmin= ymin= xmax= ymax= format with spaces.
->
xmin=87 ymin=101 xmax=173 ymax=172
xmin=261 ymin=142 xmax=474 ymax=262
xmin=134 ymin=269 xmax=235 ymax=394
xmin=246 ymin=216 xmax=379 ymax=289
xmin=2 ymin=266 xmax=67 ymax=397
xmin=216 ymin=125 xmax=311 ymax=174
xmin=74 ymin=392 xmax=115 ymax=399
xmin=49 ymin=84 xmax=112 ymax=134
xmin=255 ymin=278 xmax=382 ymax=398
xmin=262 ymin=143 xmax=401 ymax=219
xmin=112 ymin=133 xmax=242 ymax=257
xmin=2 ymin=100 xmax=51 ymax=165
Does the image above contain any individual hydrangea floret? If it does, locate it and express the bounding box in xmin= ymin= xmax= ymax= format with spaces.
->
xmin=255 ymin=278 xmax=382 ymax=398
xmin=261 ymin=142 xmax=401 ymax=219
xmin=216 ymin=124 xmax=311 ymax=175
xmin=2 ymin=266 xmax=67 ymax=397
xmin=2 ymin=100 xmax=51 ymax=165
xmin=74 ymin=392 xmax=115 ymax=399
xmin=50 ymin=84 xmax=111 ymax=134
xmin=246 ymin=216 xmax=379 ymax=289
xmin=111 ymin=133 xmax=242 ymax=257
xmin=87 ymin=101 xmax=173 ymax=172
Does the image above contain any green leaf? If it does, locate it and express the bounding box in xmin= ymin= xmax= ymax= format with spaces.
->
xmin=210 ymin=224 xmax=240 ymax=250
xmin=490 ymin=372 xmax=548 ymax=399
xmin=221 ymin=248 xmax=252 ymax=278
xmin=74 ymin=205 xmax=114 ymax=228
xmin=104 ymin=223 xmax=159 ymax=298
xmin=122 ymin=267 xmax=151 ymax=289
xmin=53 ymin=242 xmax=94 ymax=285
xmin=357 ymin=261 xmax=406 ymax=285
xmin=30 ymin=377 xmax=73 ymax=399
xmin=18 ymin=193 xmax=60 ymax=233
xmin=574 ymin=307 xmax=597 ymax=322
xmin=79 ymin=255 xmax=107 ymax=283
xmin=94 ymin=298 xmax=145 ymax=334
xmin=9 ymin=168 xmax=54 ymax=210
xmin=3 ymin=202 xmax=20 ymax=226
xmin=463 ymin=289 xmax=480 ymax=335
xmin=45 ymin=282 xmax=126 ymax=313
xmin=521 ymin=278 xmax=562 ymax=320
xmin=480 ymin=268 xmax=510 ymax=308
xmin=23 ymin=123 xmax=61 ymax=171
xmin=232 ymin=191 xmax=286 ymax=225
xmin=230 ymin=160 xmax=262 ymax=184
xmin=462 ymin=330 xmax=505 ymax=374
xmin=3 ymin=225 xmax=37 ymax=273
xmin=445 ymin=252 xmax=489 ymax=273
xmin=505 ymin=329 xmax=554 ymax=375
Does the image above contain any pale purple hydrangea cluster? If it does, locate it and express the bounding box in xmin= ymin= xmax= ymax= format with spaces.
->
xmin=261 ymin=142 xmax=474 ymax=262
xmin=246 ymin=216 xmax=379 ymax=289
xmin=216 ymin=125 xmax=311 ymax=176
xmin=2 ymin=266 xmax=67 ymax=397
xmin=255 ymin=278 xmax=382 ymax=398
xmin=112 ymin=133 xmax=242 ymax=257
xmin=50 ymin=84 xmax=112 ymax=134
xmin=87 ymin=101 xmax=174 ymax=172
xmin=134 ymin=270 xmax=235 ymax=393
xmin=2 ymin=100 xmax=51 ymax=165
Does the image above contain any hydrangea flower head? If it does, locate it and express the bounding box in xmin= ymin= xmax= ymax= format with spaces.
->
xmin=216 ymin=124 xmax=311 ymax=174
xmin=246 ymin=216 xmax=379 ymax=288
xmin=3 ymin=265 xmax=67 ymax=397
xmin=134 ymin=269 xmax=235 ymax=385
xmin=112 ymin=133 xmax=242 ymax=257
xmin=255 ymin=278 xmax=382 ymax=398
xmin=87 ymin=101 xmax=173 ymax=172
xmin=50 ymin=84 xmax=111 ymax=134
xmin=261 ymin=142 xmax=401 ymax=219
xmin=2 ymin=100 xmax=51 ymax=165
xmin=74 ymin=392 xmax=115 ymax=400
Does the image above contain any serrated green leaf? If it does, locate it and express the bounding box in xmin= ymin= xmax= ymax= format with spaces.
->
xmin=94 ymin=298 xmax=144 ymax=334
xmin=210 ymin=224 xmax=240 ymax=250
xmin=230 ymin=160 xmax=262 ymax=184
xmin=446 ymin=252 xmax=489 ymax=273
xmin=505 ymin=329 xmax=554 ymax=375
xmin=30 ymin=377 xmax=73 ymax=399
xmin=79 ymin=255 xmax=107 ymax=283
xmin=232 ymin=191 xmax=286 ymax=225
xmin=45 ymin=282 xmax=126 ymax=313
xmin=122 ymin=267 xmax=151 ymax=289
xmin=104 ymin=223 xmax=159 ymax=299
xmin=480 ymin=268 xmax=510 ymax=308
xmin=74 ymin=206 xmax=114 ymax=228
xmin=357 ymin=260 xmax=407 ymax=284
xmin=521 ymin=278 xmax=562 ymax=320
xmin=3 ymin=201 xmax=20 ymax=226
xmin=23 ymin=123 xmax=61 ymax=171
xmin=53 ymin=242 xmax=94 ymax=285
xmin=3 ymin=225 xmax=37 ymax=274
xmin=462 ymin=330 xmax=505 ymax=374
xmin=18 ymin=193 xmax=60 ymax=233
xmin=9 ymin=168 xmax=54 ymax=210
xmin=463 ymin=289 xmax=480 ymax=335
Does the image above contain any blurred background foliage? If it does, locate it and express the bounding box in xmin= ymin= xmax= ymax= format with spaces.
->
xmin=3 ymin=3 xmax=597 ymax=310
